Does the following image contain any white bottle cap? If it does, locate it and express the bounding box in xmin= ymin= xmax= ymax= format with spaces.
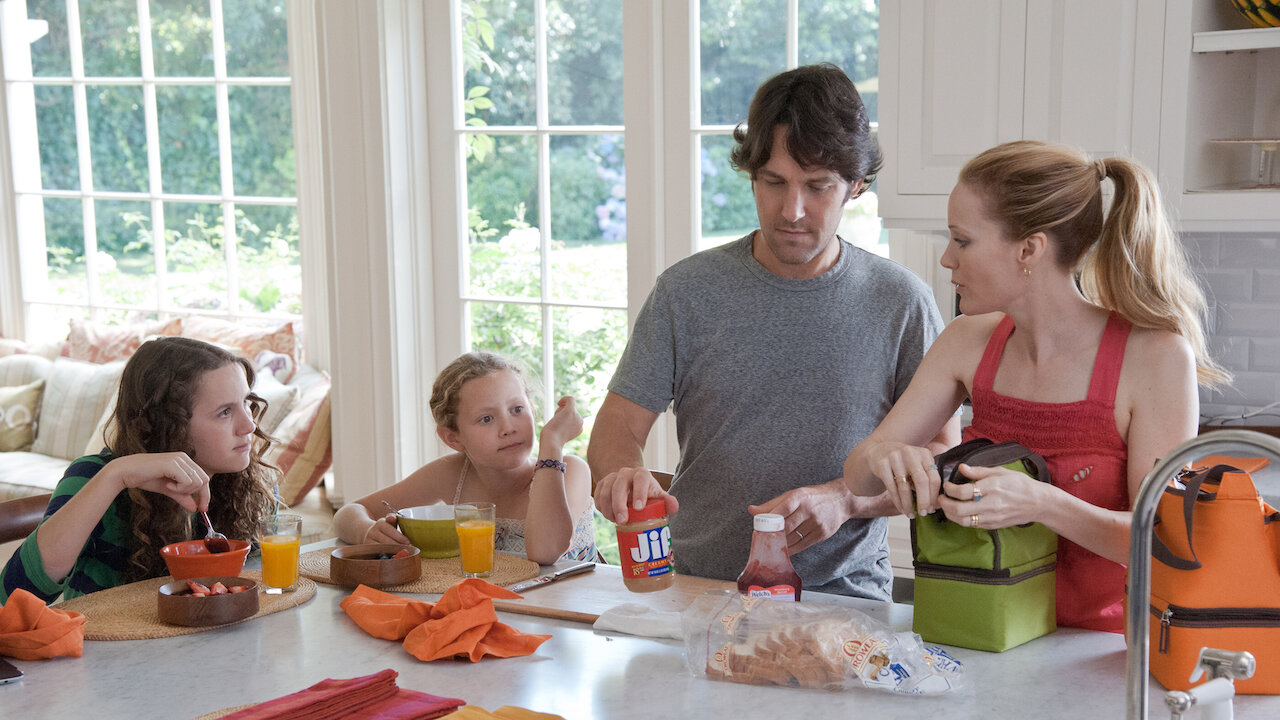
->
xmin=754 ymin=513 xmax=784 ymax=532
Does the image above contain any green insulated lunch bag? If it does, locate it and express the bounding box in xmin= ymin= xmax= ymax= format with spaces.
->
xmin=910 ymin=439 xmax=1059 ymax=652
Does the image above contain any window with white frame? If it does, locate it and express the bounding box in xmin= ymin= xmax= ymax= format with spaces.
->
xmin=0 ymin=0 xmax=300 ymax=344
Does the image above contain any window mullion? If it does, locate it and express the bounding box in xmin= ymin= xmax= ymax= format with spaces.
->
xmin=136 ymin=0 xmax=167 ymax=316
xmin=67 ymin=0 xmax=99 ymax=317
xmin=534 ymin=0 xmax=553 ymax=413
xmin=786 ymin=0 xmax=799 ymax=68
xmin=211 ymin=0 xmax=238 ymax=316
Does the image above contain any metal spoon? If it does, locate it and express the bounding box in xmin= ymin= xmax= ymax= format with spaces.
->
xmin=381 ymin=501 xmax=407 ymax=520
xmin=201 ymin=511 xmax=231 ymax=553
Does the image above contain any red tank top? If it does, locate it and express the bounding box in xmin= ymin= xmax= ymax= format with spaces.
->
xmin=964 ymin=312 xmax=1130 ymax=633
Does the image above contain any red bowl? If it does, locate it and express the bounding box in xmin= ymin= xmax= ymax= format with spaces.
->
xmin=160 ymin=539 xmax=251 ymax=580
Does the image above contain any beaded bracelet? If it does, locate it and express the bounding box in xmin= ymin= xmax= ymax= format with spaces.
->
xmin=535 ymin=458 xmax=567 ymax=473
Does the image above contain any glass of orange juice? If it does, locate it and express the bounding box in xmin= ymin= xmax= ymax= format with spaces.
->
xmin=258 ymin=513 xmax=302 ymax=594
xmin=454 ymin=502 xmax=496 ymax=578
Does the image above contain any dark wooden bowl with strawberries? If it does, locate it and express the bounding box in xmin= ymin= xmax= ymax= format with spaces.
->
xmin=329 ymin=544 xmax=422 ymax=587
xmin=157 ymin=576 xmax=259 ymax=626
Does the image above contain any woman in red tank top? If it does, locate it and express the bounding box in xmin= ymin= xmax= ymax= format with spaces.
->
xmin=840 ymin=141 xmax=1230 ymax=632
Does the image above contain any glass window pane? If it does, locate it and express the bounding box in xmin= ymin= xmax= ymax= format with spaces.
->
xmin=799 ymin=0 xmax=879 ymax=123
xmin=151 ymin=0 xmax=215 ymax=77
xmin=222 ymin=0 xmax=290 ymax=77
xmin=548 ymin=134 xmax=625 ymax=305
xmin=40 ymin=196 xmax=87 ymax=304
xmin=466 ymin=133 xmax=539 ymax=299
xmin=163 ymin=201 xmax=226 ymax=311
xmin=546 ymin=0 xmax=622 ymax=126
xmin=80 ymin=0 xmax=141 ymax=77
xmin=699 ymin=0 xmax=785 ymax=126
xmin=229 ymin=85 xmax=295 ymax=196
xmin=95 ymin=199 xmax=156 ymax=307
xmin=27 ymin=0 xmax=71 ymax=77
xmin=552 ymin=306 xmax=627 ymax=456
xmin=698 ymin=133 xmax=756 ymax=251
xmin=234 ymin=204 xmax=301 ymax=315
xmin=837 ymin=191 xmax=886 ymax=255
xmin=158 ymin=85 xmax=219 ymax=195
xmin=35 ymin=85 xmax=79 ymax=190
xmin=24 ymin=304 xmax=82 ymax=345
xmin=469 ymin=301 xmax=542 ymax=397
xmin=88 ymin=84 xmax=148 ymax=192
xmin=462 ymin=0 xmax=535 ymax=127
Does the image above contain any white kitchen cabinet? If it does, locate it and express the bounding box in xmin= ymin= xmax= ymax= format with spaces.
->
xmin=879 ymin=0 xmax=1167 ymax=228
xmin=1159 ymin=1 xmax=1280 ymax=231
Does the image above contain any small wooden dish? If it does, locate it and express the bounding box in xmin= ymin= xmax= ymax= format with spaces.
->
xmin=157 ymin=576 xmax=259 ymax=627
xmin=330 ymin=544 xmax=422 ymax=587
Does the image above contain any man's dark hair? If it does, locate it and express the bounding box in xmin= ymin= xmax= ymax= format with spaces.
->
xmin=729 ymin=63 xmax=882 ymax=195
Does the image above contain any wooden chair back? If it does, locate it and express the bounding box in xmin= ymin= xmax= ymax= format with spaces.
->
xmin=0 ymin=493 xmax=51 ymax=545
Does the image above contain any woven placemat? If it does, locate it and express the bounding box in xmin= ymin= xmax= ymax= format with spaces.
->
xmin=298 ymin=547 xmax=539 ymax=593
xmin=191 ymin=704 xmax=254 ymax=720
xmin=56 ymin=570 xmax=316 ymax=641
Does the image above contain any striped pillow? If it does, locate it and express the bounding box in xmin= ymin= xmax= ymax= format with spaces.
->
xmin=31 ymin=358 xmax=125 ymax=461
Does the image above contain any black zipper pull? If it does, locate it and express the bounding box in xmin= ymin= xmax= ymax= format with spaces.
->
xmin=1159 ymin=609 xmax=1172 ymax=654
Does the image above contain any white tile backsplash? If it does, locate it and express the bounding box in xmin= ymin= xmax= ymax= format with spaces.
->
xmin=1187 ymin=232 xmax=1280 ymax=421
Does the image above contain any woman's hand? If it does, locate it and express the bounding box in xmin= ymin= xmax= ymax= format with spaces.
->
xmin=112 ymin=452 xmax=212 ymax=512
xmin=865 ymin=441 xmax=943 ymax=518
xmin=363 ymin=513 xmax=412 ymax=545
xmin=936 ymin=463 xmax=1047 ymax=529
xmin=539 ymin=396 xmax=584 ymax=449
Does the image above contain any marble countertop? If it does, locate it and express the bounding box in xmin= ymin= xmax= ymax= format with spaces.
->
xmin=7 ymin=551 xmax=1280 ymax=719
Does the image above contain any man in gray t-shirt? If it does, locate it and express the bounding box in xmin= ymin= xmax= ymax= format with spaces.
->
xmin=588 ymin=64 xmax=959 ymax=600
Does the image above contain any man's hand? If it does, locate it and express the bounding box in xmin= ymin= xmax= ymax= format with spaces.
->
xmin=593 ymin=466 xmax=679 ymax=524
xmin=749 ymin=480 xmax=896 ymax=554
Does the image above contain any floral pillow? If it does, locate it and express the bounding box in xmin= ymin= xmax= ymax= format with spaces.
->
xmin=64 ymin=318 xmax=183 ymax=364
xmin=184 ymin=318 xmax=298 ymax=382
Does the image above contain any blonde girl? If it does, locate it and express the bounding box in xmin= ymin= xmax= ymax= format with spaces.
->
xmin=334 ymin=352 xmax=595 ymax=564
xmin=841 ymin=140 xmax=1227 ymax=632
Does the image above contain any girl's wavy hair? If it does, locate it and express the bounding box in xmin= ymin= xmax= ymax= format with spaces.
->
xmin=429 ymin=352 xmax=533 ymax=431
xmin=106 ymin=336 xmax=277 ymax=582
xmin=958 ymin=140 xmax=1229 ymax=388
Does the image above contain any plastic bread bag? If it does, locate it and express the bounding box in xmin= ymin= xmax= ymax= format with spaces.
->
xmin=681 ymin=592 xmax=966 ymax=695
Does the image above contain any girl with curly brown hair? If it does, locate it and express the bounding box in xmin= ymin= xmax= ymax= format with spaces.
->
xmin=1 ymin=337 xmax=277 ymax=603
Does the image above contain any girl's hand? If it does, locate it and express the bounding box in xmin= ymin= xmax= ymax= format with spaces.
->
xmin=539 ymin=396 xmax=584 ymax=448
xmin=112 ymin=452 xmax=212 ymax=512
xmin=364 ymin=513 xmax=412 ymax=545
xmin=936 ymin=463 xmax=1045 ymax=529
xmin=866 ymin=441 xmax=942 ymax=518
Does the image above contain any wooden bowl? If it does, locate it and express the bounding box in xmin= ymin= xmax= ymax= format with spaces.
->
xmin=157 ymin=576 xmax=259 ymax=627
xmin=329 ymin=544 xmax=422 ymax=587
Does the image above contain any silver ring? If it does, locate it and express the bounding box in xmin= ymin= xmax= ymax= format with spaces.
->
xmin=969 ymin=514 xmax=979 ymax=529
xmin=926 ymin=464 xmax=938 ymax=470
xmin=795 ymin=530 xmax=804 ymax=540
xmin=972 ymin=486 xmax=983 ymax=503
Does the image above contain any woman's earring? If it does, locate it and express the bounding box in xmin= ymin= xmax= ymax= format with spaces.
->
xmin=1023 ymin=267 xmax=1031 ymax=277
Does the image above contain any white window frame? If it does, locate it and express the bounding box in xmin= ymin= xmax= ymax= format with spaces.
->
xmin=0 ymin=0 xmax=302 ymax=338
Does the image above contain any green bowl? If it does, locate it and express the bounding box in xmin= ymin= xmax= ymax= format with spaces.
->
xmin=397 ymin=505 xmax=460 ymax=558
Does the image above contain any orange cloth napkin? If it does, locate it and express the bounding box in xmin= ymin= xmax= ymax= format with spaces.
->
xmin=340 ymin=579 xmax=551 ymax=662
xmin=0 ymin=588 xmax=87 ymax=660
xmin=220 ymin=669 xmax=463 ymax=720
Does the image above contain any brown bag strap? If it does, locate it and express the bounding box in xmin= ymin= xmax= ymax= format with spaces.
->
xmin=934 ymin=439 xmax=1052 ymax=486
xmin=1151 ymin=464 xmax=1238 ymax=571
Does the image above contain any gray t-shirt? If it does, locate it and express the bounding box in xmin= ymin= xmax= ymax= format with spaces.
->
xmin=608 ymin=233 xmax=944 ymax=599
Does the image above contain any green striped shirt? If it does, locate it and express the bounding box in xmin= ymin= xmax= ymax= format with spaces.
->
xmin=0 ymin=453 xmax=136 ymax=605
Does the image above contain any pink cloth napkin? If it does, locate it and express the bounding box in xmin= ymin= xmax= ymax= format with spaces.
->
xmin=219 ymin=669 xmax=463 ymax=720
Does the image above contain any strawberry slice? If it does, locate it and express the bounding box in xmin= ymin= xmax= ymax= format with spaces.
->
xmin=392 ymin=548 xmax=412 ymax=559
xmin=228 ymin=585 xmax=248 ymax=593
xmin=186 ymin=580 xmax=211 ymax=595
xmin=210 ymin=581 xmax=229 ymax=595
